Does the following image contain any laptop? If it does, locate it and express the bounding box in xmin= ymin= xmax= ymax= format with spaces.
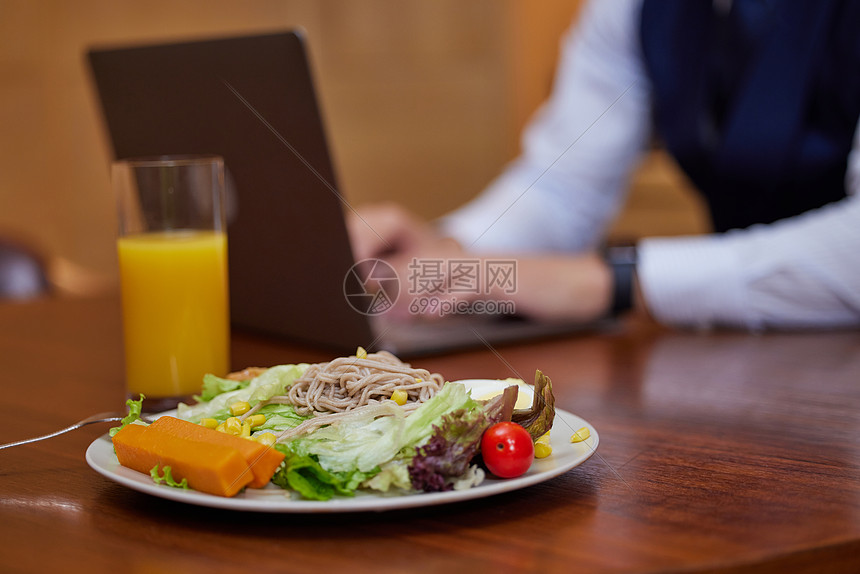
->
xmin=87 ymin=30 xmax=601 ymax=356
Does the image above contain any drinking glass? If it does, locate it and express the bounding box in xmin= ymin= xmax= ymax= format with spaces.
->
xmin=112 ymin=155 xmax=230 ymax=412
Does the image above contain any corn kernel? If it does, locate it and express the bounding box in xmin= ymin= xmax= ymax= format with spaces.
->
xmin=246 ymin=414 xmax=267 ymax=428
xmin=200 ymin=418 xmax=218 ymax=429
xmin=390 ymin=389 xmax=408 ymax=406
xmin=356 ymin=346 xmax=368 ymax=359
xmin=570 ymin=427 xmax=591 ymax=443
xmin=240 ymin=421 xmax=252 ymax=439
xmin=230 ymin=401 xmax=251 ymax=416
xmin=254 ymin=432 xmax=277 ymax=447
xmin=224 ymin=416 xmax=242 ymax=436
xmin=215 ymin=422 xmax=227 ymax=433
xmin=533 ymin=431 xmax=552 ymax=458
xmin=534 ymin=442 xmax=553 ymax=458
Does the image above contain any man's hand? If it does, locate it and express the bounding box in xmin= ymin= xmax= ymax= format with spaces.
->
xmin=503 ymin=254 xmax=613 ymax=323
xmin=346 ymin=203 xmax=614 ymax=323
xmin=346 ymin=202 xmax=445 ymax=262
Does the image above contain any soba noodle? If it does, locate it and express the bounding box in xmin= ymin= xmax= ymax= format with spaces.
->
xmin=238 ymin=350 xmax=446 ymax=430
xmin=288 ymin=350 xmax=444 ymax=416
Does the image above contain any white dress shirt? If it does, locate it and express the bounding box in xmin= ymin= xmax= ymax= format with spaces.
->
xmin=439 ymin=0 xmax=860 ymax=330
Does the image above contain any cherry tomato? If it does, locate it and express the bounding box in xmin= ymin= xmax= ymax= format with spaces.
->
xmin=481 ymin=422 xmax=535 ymax=478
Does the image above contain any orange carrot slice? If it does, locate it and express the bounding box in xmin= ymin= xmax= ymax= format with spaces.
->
xmin=112 ymin=423 xmax=253 ymax=497
xmin=149 ymin=416 xmax=285 ymax=488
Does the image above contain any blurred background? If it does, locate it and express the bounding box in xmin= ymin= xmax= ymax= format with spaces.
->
xmin=0 ymin=0 xmax=709 ymax=299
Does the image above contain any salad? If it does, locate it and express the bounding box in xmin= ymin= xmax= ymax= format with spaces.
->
xmin=113 ymin=350 xmax=557 ymax=501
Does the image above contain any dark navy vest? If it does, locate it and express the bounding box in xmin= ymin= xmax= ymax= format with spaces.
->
xmin=640 ymin=0 xmax=860 ymax=232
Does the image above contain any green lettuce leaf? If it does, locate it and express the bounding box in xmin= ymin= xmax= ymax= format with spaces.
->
xmin=271 ymin=444 xmax=376 ymax=501
xmin=109 ymin=395 xmax=145 ymax=437
xmin=289 ymin=403 xmax=407 ymax=474
xmin=252 ymin=403 xmax=309 ymax=434
xmin=362 ymin=460 xmax=412 ymax=492
xmin=177 ymin=364 xmax=310 ymax=423
xmin=287 ymin=382 xmax=479 ymax=481
xmin=198 ymin=373 xmax=250 ymax=402
xmin=150 ymin=465 xmax=189 ymax=489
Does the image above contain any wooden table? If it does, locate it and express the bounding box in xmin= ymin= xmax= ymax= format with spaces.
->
xmin=1 ymin=296 xmax=858 ymax=573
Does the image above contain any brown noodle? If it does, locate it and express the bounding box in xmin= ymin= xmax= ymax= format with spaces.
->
xmin=287 ymin=350 xmax=445 ymax=416
xmin=238 ymin=351 xmax=446 ymax=428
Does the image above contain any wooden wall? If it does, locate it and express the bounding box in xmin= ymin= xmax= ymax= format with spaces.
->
xmin=0 ymin=0 xmax=708 ymax=295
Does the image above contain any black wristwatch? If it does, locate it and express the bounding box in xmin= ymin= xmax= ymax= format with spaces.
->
xmin=605 ymin=245 xmax=638 ymax=315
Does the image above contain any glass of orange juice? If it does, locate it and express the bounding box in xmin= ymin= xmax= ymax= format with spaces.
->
xmin=112 ymin=155 xmax=230 ymax=412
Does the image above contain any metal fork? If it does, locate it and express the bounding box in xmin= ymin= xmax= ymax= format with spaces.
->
xmin=0 ymin=412 xmax=151 ymax=450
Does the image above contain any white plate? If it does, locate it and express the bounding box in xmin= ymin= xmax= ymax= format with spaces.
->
xmin=86 ymin=379 xmax=598 ymax=513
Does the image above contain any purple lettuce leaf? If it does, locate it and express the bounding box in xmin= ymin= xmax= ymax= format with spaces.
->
xmin=408 ymin=385 xmax=518 ymax=492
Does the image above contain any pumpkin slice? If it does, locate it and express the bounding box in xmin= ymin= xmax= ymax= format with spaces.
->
xmin=112 ymin=422 xmax=253 ymax=497
xmin=149 ymin=416 xmax=285 ymax=488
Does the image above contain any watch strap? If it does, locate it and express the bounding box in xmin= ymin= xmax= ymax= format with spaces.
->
xmin=605 ymin=246 xmax=638 ymax=315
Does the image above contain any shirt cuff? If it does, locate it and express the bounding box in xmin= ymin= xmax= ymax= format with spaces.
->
xmin=637 ymin=235 xmax=754 ymax=330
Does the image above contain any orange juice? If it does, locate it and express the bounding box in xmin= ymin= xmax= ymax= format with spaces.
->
xmin=118 ymin=230 xmax=229 ymax=401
